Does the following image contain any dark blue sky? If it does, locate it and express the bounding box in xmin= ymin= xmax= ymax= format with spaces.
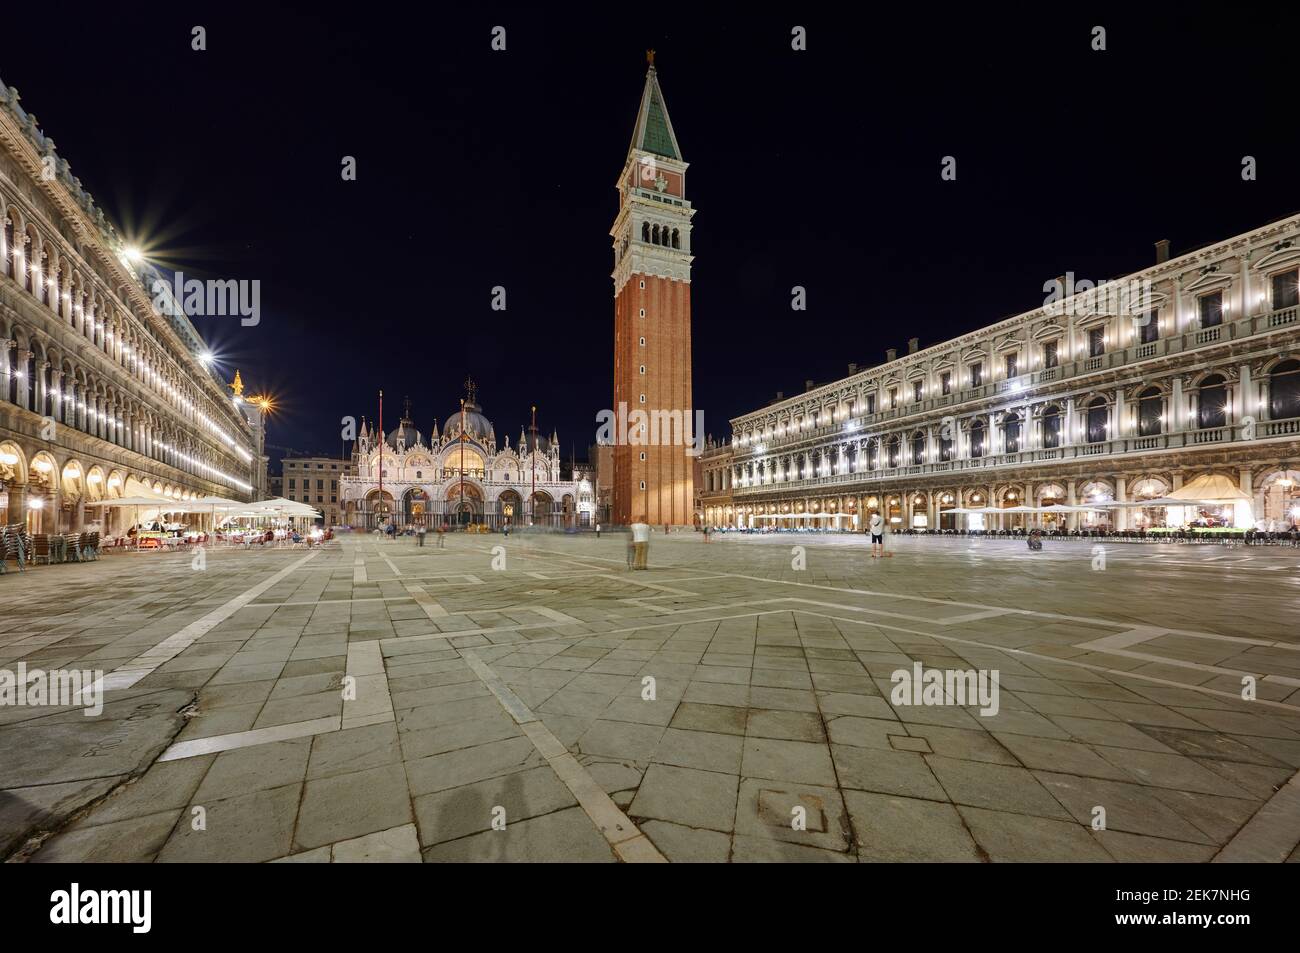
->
xmin=5 ymin=4 xmax=1298 ymax=469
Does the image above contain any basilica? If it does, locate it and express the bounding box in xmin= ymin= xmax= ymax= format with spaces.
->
xmin=339 ymin=383 xmax=594 ymax=530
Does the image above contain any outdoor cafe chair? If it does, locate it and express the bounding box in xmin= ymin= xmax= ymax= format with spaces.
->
xmin=31 ymin=534 xmax=53 ymax=565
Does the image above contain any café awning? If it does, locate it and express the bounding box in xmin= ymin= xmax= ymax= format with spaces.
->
xmin=1165 ymin=473 xmax=1252 ymax=503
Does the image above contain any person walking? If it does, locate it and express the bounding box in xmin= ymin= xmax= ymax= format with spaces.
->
xmin=631 ymin=515 xmax=650 ymax=570
xmin=595 ymin=522 xmax=601 ymax=540
xmin=869 ymin=511 xmax=890 ymax=558
xmin=416 ymin=525 xmax=426 ymax=547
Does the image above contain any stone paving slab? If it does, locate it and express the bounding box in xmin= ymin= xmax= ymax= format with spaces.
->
xmin=2 ymin=532 xmax=1299 ymax=862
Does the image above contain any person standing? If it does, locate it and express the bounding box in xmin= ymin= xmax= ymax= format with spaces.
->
xmin=417 ymin=525 xmax=426 ymax=547
xmin=631 ymin=515 xmax=650 ymax=570
xmin=595 ymin=522 xmax=601 ymax=539
xmin=869 ymin=511 xmax=890 ymax=558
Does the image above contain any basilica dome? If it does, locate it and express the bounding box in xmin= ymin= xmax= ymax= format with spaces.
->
xmin=445 ymin=398 xmax=495 ymax=442
xmin=385 ymin=419 xmax=423 ymax=450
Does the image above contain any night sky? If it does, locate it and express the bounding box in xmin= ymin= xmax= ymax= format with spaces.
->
xmin=4 ymin=6 xmax=1298 ymax=470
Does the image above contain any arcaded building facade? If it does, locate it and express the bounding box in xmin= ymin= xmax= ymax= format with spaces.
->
xmin=703 ymin=215 xmax=1300 ymax=533
xmin=0 ymin=76 xmax=266 ymax=535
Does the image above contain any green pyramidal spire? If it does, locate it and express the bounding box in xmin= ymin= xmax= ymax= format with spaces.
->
xmin=628 ymin=56 xmax=682 ymax=161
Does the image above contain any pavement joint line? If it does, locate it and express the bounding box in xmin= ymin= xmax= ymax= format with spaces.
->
xmin=375 ymin=607 xmax=795 ymax=651
xmin=591 ymin=575 xmax=698 ymax=597
xmin=460 ymin=649 xmax=666 ymax=862
xmin=248 ymin=595 xmax=411 ymax=608
xmin=804 ymin=609 xmax=1300 ymax=715
xmin=716 ymin=570 xmax=1290 ymax=645
xmin=89 ymin=551 xmax=321 ymax=695
xmin=284 ymin=823 xmax=423 ymax=864
xmin=1212 ymin=767 xmax=1300 ymax=862
xmin=1094 ymin=647 xmax=1300 ymax=687
xmin=158 ymin=715 xmax=341 ymax=762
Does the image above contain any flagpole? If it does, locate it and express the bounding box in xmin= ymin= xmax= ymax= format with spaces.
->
xmin=459 ymin=398 xmax=466 ymax=528
xmin=530 ymin=405 xmax=537 ymax=526
xmin=378 ymin=389 xmax=384 ymax=531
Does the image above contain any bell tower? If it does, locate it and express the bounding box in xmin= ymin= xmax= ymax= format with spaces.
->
xmin=611 ymin=52 xmax=695 ymax=526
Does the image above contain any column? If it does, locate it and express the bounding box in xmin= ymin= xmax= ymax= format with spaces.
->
xmin=1171 ymin=376 xmax=1184 ymax=431
xmin=1240 ymin=252 xmax=1251 ymax=317
xmin=1066 ymin=479 xmax=1079 ymax=532
xmin=1174 ymin=276 xmax=1184 ymax=333
xmin=1115 ymin=476 xmax=1127 ymax=532
xmin=1238 ymin=467 xmax=1254 ymax=529
xmin=927 ymin=494 xmax=937 ymax=531
xmin=1114 ymin=387 xmax=1126 ymax=440
xmin=7 ymin=483 xmax=25 ymax=522
xmin=1064 ymin=398 xmax=1075 ymax=445
xmin=1238 ymin=364 xmax=1252 ymax=422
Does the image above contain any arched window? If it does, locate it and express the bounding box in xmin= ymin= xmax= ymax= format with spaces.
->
xmin=1003 ymin=413 xmax=1021 ymax=453
xmin=2 ymin=213 xmax=13 ymax=279
xmin=5 ymin=341 xmax=17 ymax=404
xmin=1138 ymin=387 xmax=1162 ymax=436
xmin=868 ymin=440 xmax=879 ymax=470
xmin=910 ymin=431 xmax=925 ymax=465
xmin=1270 ymin=360 xmax=1300 ymax=420
xmin=671 ymin=228 xmax=680 ymax=249
xmin=641 ymin=222 xmax=650 ymax=242
xmin=1086 ymin=398 xmax=1108 ymax=443
xmin=652 ymin=224 xmax=660 ymax=245
xmin=887 ymin=436 xmax=900 ymax=468
xmin=1042 ymin=405 xmax=1061 ymax=448
xmin=970 ymin=419 xmax=986 ymax=458
xmin=939 ymin=431 xmax=953 ymax=462
xmin=1198 ymin=375 xmax=1227 ymax=429
xmin=25 ymin=350 xmax=37 ymax=413
xmin=43 ymin=363 xmax=54 ymax=417
xmin=23 ymin=236 xmax=35 ymax=293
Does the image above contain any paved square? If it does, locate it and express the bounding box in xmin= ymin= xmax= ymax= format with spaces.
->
xmin=3 ymin=531 xmax=1299 ymax=862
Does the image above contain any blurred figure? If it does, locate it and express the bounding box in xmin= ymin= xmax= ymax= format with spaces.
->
xmin=869 ymin=511 xmax=890 ymax=558
xmin=631 ymin=515 xmax=650 ymax=570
